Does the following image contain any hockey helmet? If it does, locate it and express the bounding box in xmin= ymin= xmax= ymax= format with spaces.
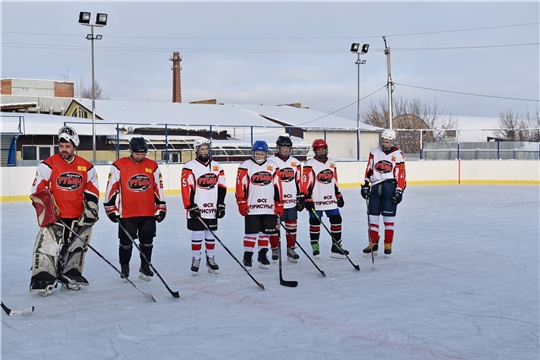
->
xmin=58 ymin=126 xmax=80 ymax=147
xmin=312 ymin=138 xmax=328 ymax=150
xmin=276 ymin=135 xmax=293 ymax=147
xmin=381 ymin=129 xmax=396 ymax=141
xmin=252 ymin=140 xmax=268 ymax=164
xmin=129 ymin=137 xmax=148 ymax=153
xmin=194 ymin=138 xmax=212 ymax=162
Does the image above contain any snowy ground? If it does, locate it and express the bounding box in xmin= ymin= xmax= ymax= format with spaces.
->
xmin=1 ymin=185 xmax=539 ymax=360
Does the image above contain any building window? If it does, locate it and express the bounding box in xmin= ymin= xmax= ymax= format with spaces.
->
xmin=22 ymin=145 xmax=58 ymax=160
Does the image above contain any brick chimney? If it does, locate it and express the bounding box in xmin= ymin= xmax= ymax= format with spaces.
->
xmin=170 ymin=52 xmax=182 ymax=103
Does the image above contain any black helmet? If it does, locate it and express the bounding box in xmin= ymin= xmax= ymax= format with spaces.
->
xmin=276 ymin=135 xmax=293 ymax=147
xmin=129 ymin=137 xmax=148 ymax=153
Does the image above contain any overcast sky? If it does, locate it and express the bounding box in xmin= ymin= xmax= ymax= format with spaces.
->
xmin=2 ymin=1 xmax=539 ymax=123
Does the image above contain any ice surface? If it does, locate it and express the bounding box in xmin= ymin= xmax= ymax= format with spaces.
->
xmin=2 ymin=186 xmax=539 ymax=359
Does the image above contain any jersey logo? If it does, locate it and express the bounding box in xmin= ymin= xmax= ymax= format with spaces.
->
xmin=375 ymin=160 xmax=393 ymax=174
xmin=56 ymin=172 xmax=83 ymax=191
xmin=197 ymin=173 xmax=218 ymax=189
xmin=212 ymin=166 xmax=219 ymax=171
xmin=251 ymin=171 xmax=273 ymax=186
xmin=391 ymin=156 xmax=396 ymax=162
xmin=77 ymin=166 xmax=87 ymax=171
xmin=330 ymin=163 xmax=335 ymax=168
xmin=316 ymin=169 xmax=334 ymax=184
xmin=145 ymin=167 xmax=153 ymax=173
xmin=280 ymin=167 xmax=295 ymax=183
xmin=291 ymin=162 xmax=297 ymax=166
xmin=267 ymin=166 xmax=274 ymax=171
xmin=127 ymin=174 xmax=152 ymax=192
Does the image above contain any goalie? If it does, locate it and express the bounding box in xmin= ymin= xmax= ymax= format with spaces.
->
xmin=29 ymin=126 xmax=100 ymax=297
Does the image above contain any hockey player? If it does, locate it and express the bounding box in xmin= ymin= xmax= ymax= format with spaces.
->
xmin=236 ymin=140 xmax=284 ymax=270
xmin=360 ymin=129 xmax=406 ymax=256
xmin=301 ymin=138 xmax=349 ymax=259
xmin=104 ymin=137 xmax=167 ymax=281
xmin=268 ymin=135 xmax=304 ymax=263
xmin=181 ymin=138 xmax=227 ymax=275
xmin=29 ymin=125 xmax=100 ymax=296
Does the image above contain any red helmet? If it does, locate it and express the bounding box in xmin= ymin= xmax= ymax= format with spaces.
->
xmin=312 ymin=139 xmax=328 ymax=150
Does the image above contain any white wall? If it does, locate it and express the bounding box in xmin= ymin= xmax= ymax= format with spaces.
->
xmin=2 ymin=160 xmax=538 ymax=202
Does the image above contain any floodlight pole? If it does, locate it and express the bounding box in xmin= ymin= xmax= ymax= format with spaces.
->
xmin=351 ymin=43 xmax=368 ymax=160
xmin=383 ymin=36 xmax=393 ymax=130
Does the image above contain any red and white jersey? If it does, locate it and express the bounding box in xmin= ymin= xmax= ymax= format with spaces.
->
xmin=236 ymin=158 xmax=283 ymax=215
xmin=31 ymin=154 xmax=99 ymax=219
xmin=181 ymin=159 xmax=227 ymax=219
xmin=104 ymin=156 xmax=165 ymax=218
xmin=301 ymin=156 xmax=340 ymax=211
xmin=364 ymin=146 xmax=406 ymax=190
xmin=268 ymin=154 xmax=301 ymax=209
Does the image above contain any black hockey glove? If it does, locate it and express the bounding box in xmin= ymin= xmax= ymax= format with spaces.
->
xmin=304 ymin=197 xmax=315 ymax=211
xmin=154 ymin=202 xmax=167 ymax=223
xmin=79 ymin=201 xmax=99 ymax=227
xmin=216 ymin=204 xmax=226 ymax=219
xmin=336 ymin=192 xmax=344 ymax=208
xmin=392 ymin=189 xmax=403 ymax=205
xmin=360 ymin=181 xmax=371 ymax=200
xmin=189 ymin=204 xmax=201 ymax=219
xmin=295 ymin=193 xmax=305 ymax=212
xmin=105 ymin=204 xmax=120 ymax=223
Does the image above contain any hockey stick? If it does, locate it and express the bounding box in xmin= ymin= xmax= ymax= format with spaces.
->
xmin=196 ymin=217 xmax=264 ymax=290
xmin=309 ymin=208 xmax=360 ymax=271
xmin=366 ymin=196 xmax=375 ymax=270
xmin=277 ymin=220 xmax=298 ymax=287
xmin=58 ymin=220 xmax=156 ymax=302
xmin=279 ymin=222 xmax=326 ymax=277
xmin=117 ymin=222 xmax=180 ymax=298
xmin=1 ymin=301 xmax=34 ymax=317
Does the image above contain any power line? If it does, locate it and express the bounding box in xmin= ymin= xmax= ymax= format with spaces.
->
xmin=396 ymin=83 xmax=540 ymax=102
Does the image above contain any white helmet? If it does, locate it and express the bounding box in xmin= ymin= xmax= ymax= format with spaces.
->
xmin=58 ymin=126 xmax=80 ymax=147
xmin=381 ymin=129 xmax=396 ymax=141
xmin=194 ymin=138 xmax=211 ymax=153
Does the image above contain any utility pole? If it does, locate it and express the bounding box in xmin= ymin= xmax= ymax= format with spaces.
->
xmin=383 ymin=36 xmax=393 ymax=130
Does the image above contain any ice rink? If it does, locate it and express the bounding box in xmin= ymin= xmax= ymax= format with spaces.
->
xmin=1 ymin=185 xmax=539 ymax=360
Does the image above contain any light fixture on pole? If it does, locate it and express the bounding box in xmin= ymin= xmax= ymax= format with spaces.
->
xmin=79 ymin=11 xmax=108 ymax=163
xmin=350 ymin=42 xmax=369 ymax=160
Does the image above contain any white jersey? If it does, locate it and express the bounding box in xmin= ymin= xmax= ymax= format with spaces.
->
xmin=364 ymin=146 xmax=406 ymax=189
xmin=268 ymin=154 xmax=301 ymax=209
xmin=181 ymin=159 xmax=227 ymax=219
xmin=301 ymin=156 xmax=340 ymax=211
xmin=236 ymin=158 xmax=282 ymax=215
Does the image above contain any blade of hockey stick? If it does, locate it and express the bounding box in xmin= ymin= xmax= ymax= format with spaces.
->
xmin=1 ymin=301 xmax=34 ymax=317
xmin=277 ymin=224 xmax=298 ymax=288
xmin=279 ymin=222 xmax=326 ymax=277
xmin=118 ymin=222 xmax=180 ymax=298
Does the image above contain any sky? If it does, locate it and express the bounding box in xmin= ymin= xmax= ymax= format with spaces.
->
xmin=1 ymin=185 xmax=539 ymax=359
xmin=1 ymin=1 xmax=539 ymax=126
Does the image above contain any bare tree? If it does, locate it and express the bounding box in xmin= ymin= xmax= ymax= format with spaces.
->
xmin=76 ymin=75 xmax=108 ymax=100
xmin=362 ymin=95 xmax=457 ymax=153
xmin=493 ymin=109 xmax=540 ymax=141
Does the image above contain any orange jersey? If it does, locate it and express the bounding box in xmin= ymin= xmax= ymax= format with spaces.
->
xmin=105 ymin=157 xmax=165 ymax=218
xmin=31 ymin=154 xmax=99 ymax=219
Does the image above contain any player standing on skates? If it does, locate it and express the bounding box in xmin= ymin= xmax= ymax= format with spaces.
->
xmin=301 ymin=139 xmax=348 ymax=259
xmin=104 ymin=137 xmax=167 ymax=281
xmin=29 ymin=126 xmax=100 ymax=296
xmin=360 ymin=129 xmax=406 ymax=256
xmin=181 ymin=138 xmax=227 ymax=275
xmin=236 ymin=140 xmax=284 ymax=270
xmin=268 ymin=135 xmax=303 ymax=263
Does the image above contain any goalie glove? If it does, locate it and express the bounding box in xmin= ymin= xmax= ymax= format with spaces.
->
xmin=30 ymin=188 xmax=59 ymax=227
xmin=78 ymin=201 xmax=99 ymax=227
xmin=104 ymin=204 xmax=120 ymax=223
xmin=155 ymin=201 xmax=167 ymax=223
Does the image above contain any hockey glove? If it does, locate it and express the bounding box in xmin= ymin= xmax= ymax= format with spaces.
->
xmin=392 ymin=189 xmax=403 ymax=205
xmin=155 ymin=201 xmax=167 ymax=223
xmin=188 ymin=204 xmax=201 ymax=219
xmin=275 ymin=201 xmax=285 ymax=217
xmin=237 ymin=200 xmax=249 ymax=217
xmin=336 ymin=192 xmax=344 ymax=208
xmin=104 ymin=204 xmax=120 ymax=223
xmin=304 ymin=197 xmax=315 ymax=211
xmin=295 ymin=193 xmax=305 ymax=212
xmin=78 ymin=200 xmax=99 ymax=227
xmin=216 ymin=204 xmax=226 ymax=219
xmin=360 ymin=181 xmax=371 ymax=200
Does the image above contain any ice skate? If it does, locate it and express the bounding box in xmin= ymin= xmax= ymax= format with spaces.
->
xmin=257 ymin=248 xmax=270 ymax=269
xmin=243 ymin=251 xmax=253 ymax=271
xmin=331 ymin=242 xmax=349 ymax=259
xmin=191 ymin=257 xmax=201 ymax=275
xmin=206 ymin=255 xmax=219 ymax=274
xmin=286 ymin=247 xmax=299 ymax=263
xmin=38 ymin=284 xmax=55 ymax=297
xmin=139 ymin=263 xmax=154 ymax=281
xmin=384 ymin=243 xmax=392 ymax=257
xmin=121 ymin=264 xmax=130 ymax=281
xmin=271 ymin=247 xmax=279 ymax=263
xmin=311 ymin=241 xmax=320 ymax=258
xmin=363 ymin=243 xmax=379 ymax=257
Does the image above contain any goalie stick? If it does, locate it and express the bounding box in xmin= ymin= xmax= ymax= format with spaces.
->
xmin=1 ymin=301 xmax=34 ymax=317
xmin=279 ymin=222 xmax=326 ymax=277
xmin=58 ymin=220 xmax=156 ymax=302
xmin=309 ymin=208 xmax=360 ymax=271
xmin=196 ymin=216 xmax=265 ymax=290
xmin=117 ymin=222 xmax=180 ymax=298
xmin=277 ymin=221 xmax=298 ymax=288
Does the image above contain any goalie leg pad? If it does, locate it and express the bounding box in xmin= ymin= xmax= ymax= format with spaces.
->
xmin=61 ymin=223 xmax=92 ymax=286
xmin=30 ymin=223 xmax=65 ymax=291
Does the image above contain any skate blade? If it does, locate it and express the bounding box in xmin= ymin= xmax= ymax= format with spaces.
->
xmin=138 ymin=273 xmax=152 ymax=281
xmin=258 ymin=263 xmax=269 ymax=270
xmin=287 ymin=257 xmax=299 ymax=263
xmin=331 ymin=253 xmax=347 ymax=259
xmin=363 ymin=252 xmax=378 ymax=257
xmin=207 ymin=268 xmax=218 ymax=275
